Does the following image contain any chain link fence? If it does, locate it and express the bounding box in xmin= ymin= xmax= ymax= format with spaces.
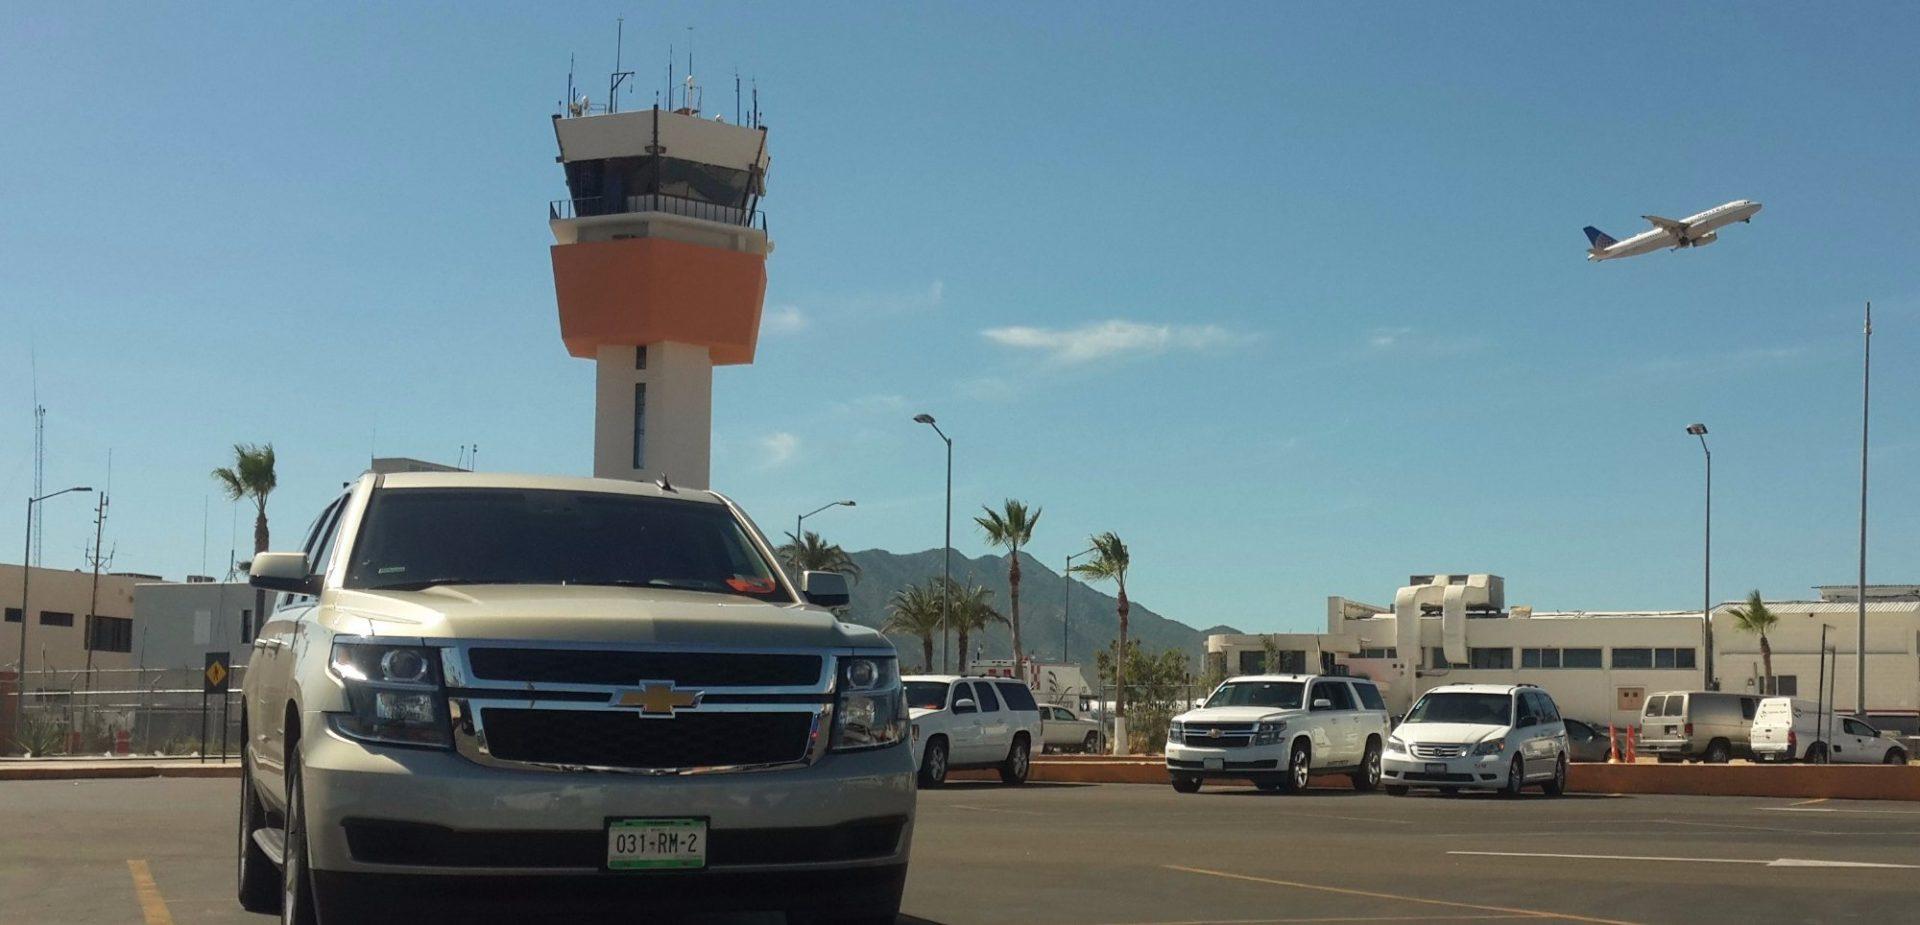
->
xmin=3 ymin=666 xmax=246 ymax=758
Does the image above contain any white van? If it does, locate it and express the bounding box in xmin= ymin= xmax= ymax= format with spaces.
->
xmin=1751 ymin=697 xmax=1910 ymax=764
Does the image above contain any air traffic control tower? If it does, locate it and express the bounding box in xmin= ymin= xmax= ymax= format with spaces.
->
xmin=547 ymin=97 xmax=771 ymax=489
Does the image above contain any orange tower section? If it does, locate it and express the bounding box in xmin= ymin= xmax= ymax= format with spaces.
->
xmin=549 ymin=103 xmax=771 ymax=488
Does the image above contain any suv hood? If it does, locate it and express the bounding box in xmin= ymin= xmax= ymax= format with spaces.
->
xmin=321 ymin=585 xmax=888 ymax=651
xmin=1174 ymin=706 xmax=1302 ymax=724
xmin=1397 ymin=722 xmax=1508 ymax=745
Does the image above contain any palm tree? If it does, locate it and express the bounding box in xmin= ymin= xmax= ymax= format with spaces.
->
xmin=212 ymin=443 xmax=277 ymax=555
xmin=776 ymin=530 xmax=861 ymax=582
xmin=1071 ymin=532 xmax=1131 ymax=733
xmin=944 ymin=580 xmax=1006 ymax=675
xmin=1727 ymin=589 xmax=1781 ymax=694
xmin=882 ymin=582 xmax=945 ymax=672
xmin=975 ymin=499 xmax=1041 ymax=667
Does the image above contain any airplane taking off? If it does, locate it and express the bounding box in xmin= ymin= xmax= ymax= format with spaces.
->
xmin=1584 ymin=199 xmax=1762 ymax=261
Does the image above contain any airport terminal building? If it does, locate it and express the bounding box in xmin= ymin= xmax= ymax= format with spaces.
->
xmin=1207 ymin=575 xmax=1920 ymax=735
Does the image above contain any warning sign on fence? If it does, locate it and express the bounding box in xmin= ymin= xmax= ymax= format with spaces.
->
xmin=204 ymin=651 xmax=231 ymax=694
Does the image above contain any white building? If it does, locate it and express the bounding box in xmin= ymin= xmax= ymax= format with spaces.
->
xmin=1208 ymin=574 xmax=1920 ymax=734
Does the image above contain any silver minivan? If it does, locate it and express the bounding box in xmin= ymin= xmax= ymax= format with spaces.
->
xmin=1640 ymin=691 xmax=1761 ymax=763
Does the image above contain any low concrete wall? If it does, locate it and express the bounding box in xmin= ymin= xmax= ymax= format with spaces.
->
xmin=958 ymin=758 xmax=1920 ymax=801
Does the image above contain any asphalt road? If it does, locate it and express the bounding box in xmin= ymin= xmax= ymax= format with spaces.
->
xmin=4 ymin=777 xmax=1919 ymax=924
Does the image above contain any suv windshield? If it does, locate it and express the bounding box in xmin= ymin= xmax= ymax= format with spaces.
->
xmin=343 ymin=488 xmax=791 ymax=603
xmin=905 ymin=682 xmax=949 ymax=711
xmin=1405 ymin=692 xmax=1512 ymax=726
xmin=1205 ymin=681 xmax=1304 ymax=709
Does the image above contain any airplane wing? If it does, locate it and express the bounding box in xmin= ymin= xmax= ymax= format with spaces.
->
xmin=1642 ymin=214 xmax=1689 ymax=235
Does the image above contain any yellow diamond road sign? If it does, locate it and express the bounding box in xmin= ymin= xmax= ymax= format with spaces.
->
xmin=206 ymin=661 xmax=228 ymax=688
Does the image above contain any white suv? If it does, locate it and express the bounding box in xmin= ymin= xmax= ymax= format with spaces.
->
xmin=1165 ymin=675 xmax=1391 ymax=794
xmin=1384 ymin=683 xmax=1569 ymax=797
xmin=904 ymin=676 xmax=1046 ymax=787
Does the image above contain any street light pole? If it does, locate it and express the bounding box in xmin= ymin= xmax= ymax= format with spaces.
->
xmin=913 ymin=414 xmax=953 ymax=673
xmin=795 ymin=499 xmax=856 ymax=550
xmin=1686 ymin=424 xmax=1714 ymax=690
xmin=16 ymin=486 xmax=92 ymax=691
xmin=1064 ymin=546 xmax=1097 ymax=663
xmin=1856 ymin=301 xmax=1871 ymax=713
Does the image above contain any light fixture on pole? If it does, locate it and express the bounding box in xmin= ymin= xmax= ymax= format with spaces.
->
xmin=913 ymin=413 xmax=953 ymax=673
xmin=16 ymin=486 xmax=93 ymax=690
xmin=1063 ymin=546 xmax=1097 ymax=663
xmin=1685 ymin=423 xmax=1715 ymax=691
xmin=795 ymin=500 xmax=856 ymax=551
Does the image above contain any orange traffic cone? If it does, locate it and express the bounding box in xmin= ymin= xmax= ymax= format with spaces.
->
xmin=1626 ymin=726 xmax=1638 ymax=763
xmin=1607 ymin=722 xmax=1619 ymax=763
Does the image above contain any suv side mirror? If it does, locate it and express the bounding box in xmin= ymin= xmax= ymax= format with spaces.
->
xmin=800 ymin=571 xmax=851 ymax=608
xmin=952 ymin=698 xmax=977 ymax=714
xmin=249 ymin=551 xmax=317 ymax=595
xmin=1311 ymin=698 xmax=1333 ymax=711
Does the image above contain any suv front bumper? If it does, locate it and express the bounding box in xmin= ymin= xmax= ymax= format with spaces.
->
xmin=299 ymin=716 xmax=915 ymax=908
xmin=1164 ymin=741 xmax=1285 ymax=777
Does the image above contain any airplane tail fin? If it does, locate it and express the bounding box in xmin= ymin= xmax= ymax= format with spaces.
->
xmin=1583 ymin=226 xmax=1617 ymax=249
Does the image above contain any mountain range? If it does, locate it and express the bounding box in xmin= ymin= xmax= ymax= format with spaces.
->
xmin=837 ymin=548 xmax=1238 ymax=677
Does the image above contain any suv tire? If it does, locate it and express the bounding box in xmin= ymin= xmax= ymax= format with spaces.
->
xmin=1886 ymin=749 xmax=1908 ymax=765
xmin=1082 ymin=731 xmax=1100 ymax=754
xmin=1170 ymin=775 xmax=1202 ymax=794
xmin=1384 ymin=784 xmax=1410 ymax=797
xmin=1806 ymin=742 xmax=1829 ymax=764
xmin=918 ymin=737 xmax=949 ymax=788
xmin=1703 ymin=739 xmax=1732 ymax=764
xmin=1350 ymin=738 xmax=1382 ymax=792
xmin=1542 ymin=754 xmax=1568 ymax=797
xmin=999 ymin=735 xmax=1031 ymax=785
xmin=1279 ymin=740 xmax=1311 ymax=793
xmin=237 ymin=743 xmax=280 ymax=914
xmin=281 ymin=756 xmax=319 ymax=925
xmin=1502 ymin=755 xmax=1527 ymax=797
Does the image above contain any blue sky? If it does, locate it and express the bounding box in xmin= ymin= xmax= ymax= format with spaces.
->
xmin=4 ymin=4 xmax=1917 ymax=633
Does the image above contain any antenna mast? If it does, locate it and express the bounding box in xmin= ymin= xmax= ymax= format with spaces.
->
xmin=608 ymin=19 xmax=633 ymax=114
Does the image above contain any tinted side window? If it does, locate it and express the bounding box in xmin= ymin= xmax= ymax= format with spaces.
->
xmin=995 ymin=682 xmax=1038 ymax=712
xmin=1643 ymin=694 xmax=1666 ymax=717
xmin=1313 ymin=681 xmax=1355 ymax=711
xmin=1662 ymin=695 xmax=1685 ymax=717
xmin=1844 ymin=719 xmax=1875 ymax=737
xmin=1740 ymin=697 xmax=1758 ymax=720
xmin=971 ymin=682 xmax=1001 ymax=713
xmin=1535 ymin=692 xmax=1560 ymax=723
xmin=1354 ymin=682 xmax=1387 ymax=712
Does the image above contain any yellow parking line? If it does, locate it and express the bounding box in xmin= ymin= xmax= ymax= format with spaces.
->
xmin=126 ymin=860 xmax=175 ymax=925
xmin=1100 ymin=916 xmax=1538 ymax=924
xmin=1164 ymin=865 xmax=1642 ymax=925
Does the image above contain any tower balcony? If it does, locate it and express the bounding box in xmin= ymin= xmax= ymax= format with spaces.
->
xmin=549 ymin=192 xmax=766 ymax=231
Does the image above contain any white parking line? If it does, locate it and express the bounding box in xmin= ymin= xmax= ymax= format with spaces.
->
xmin=1761 ymin=806 xmax=1920 ymax=816
xmin=1447 ymin=850 xmax=1919 ymax=869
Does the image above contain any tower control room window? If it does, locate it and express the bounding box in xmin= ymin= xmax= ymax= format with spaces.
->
xmin=635 ymin=345 xmax=647 ymax=370
xmin=632 ymin=383 xmax=647 ymax=469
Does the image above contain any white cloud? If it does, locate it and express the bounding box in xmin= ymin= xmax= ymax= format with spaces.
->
xmin=759 ymin=432 xmax=799 ymax=468
xmin=980 ymin=319 xmax=1236 ymax=365
xmin=762 ymin=305 xmax=807 ymax=335
xmin=1368 ymin=326 xmax=1415 ymax=350
xmin=1365 ymin=325 xmax=1484 ymax=355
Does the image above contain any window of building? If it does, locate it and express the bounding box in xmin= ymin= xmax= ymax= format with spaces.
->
xmin=635 ymin=345 xmax=647 ymax=370
xmin=1612 ymin=647 xmax=1653 ymax=669
xmin=1469 ymin=647 xmax=1513 ymax=670
xmin=3 ymin=607 xmax=19 ymax=623
xmin=1357 ymin=647 xmax=1397 ymax=659
xmin=1773 ymin=675 xmax=1798 ymax=697
xmin=1238 ymin=651 xmax=1266 ymax=674
xmin=85 ymin=615 xmax=133 ymax=653
xmin=1273 ymin=650 xmax=1307 ymax=674
xmin=1522 ymin=648 xmax=1560 ymax=669
xmin=632 ymin=383 xmax=648 ymax=469
xmin=40 ymin=611 xmax=74 ymax=627
xmin=1430 ymin=647 xmax=1451 ymax=669
xmin=240 ymin=609 xmax=254 ymax=644
xmin=1562 ymin=647 xmax=1603 ymax=668
xmin=1653 ymin=647 xmax=1697 ymax=669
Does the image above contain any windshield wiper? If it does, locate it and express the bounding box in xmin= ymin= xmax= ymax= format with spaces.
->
xmin=366 ymin=577 xmax=500 ymax=591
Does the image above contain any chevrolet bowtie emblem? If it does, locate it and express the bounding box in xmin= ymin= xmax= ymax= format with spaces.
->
xmin=613 ymin=682 xmax=703 ymax=717
xmin=1208 ymin=728 xmax=1223 ymax=739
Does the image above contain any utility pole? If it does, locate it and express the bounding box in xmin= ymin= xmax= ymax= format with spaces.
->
xmin=1856 ymin=301 xmax=1871 ymax=713
xmin=81 ymin=493 xmax=113 ymax=736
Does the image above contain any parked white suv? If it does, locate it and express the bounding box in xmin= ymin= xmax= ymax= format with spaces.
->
xmin=1165 ymin=674 xmax=1391 ymax=794
xmin=904 ymin=675 xmax=1046 ymax=787
xmin=1384 ymin=683 xmax=1569 ymax=797
xmin=238 ymin=472 xmax=913 ymax=924
xmin=1751 ymin=697 xmax=1911 ymax=764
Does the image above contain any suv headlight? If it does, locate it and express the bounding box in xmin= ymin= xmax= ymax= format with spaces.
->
xmin=1254 ymin=720 xmax=1287 ymax=746
xmin=1168 ymin=721 xmax=1185 ymax=741
xmin=1386 ymin=735 xmax=1407 ymax=755
xmin=1472 ymin=738 xmax=1506 ymax=756
xmin=328 ymin=642 xmax=451 ymax=748
xmin=831 ymin=655 xmax=906 ymax=752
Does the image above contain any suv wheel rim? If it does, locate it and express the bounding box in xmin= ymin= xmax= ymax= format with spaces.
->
xmin=928 ymin=746 xmax=946 ymax=780
xmin=1367 ymin=747 xmax=1381 ymax=785
xmin=1014 ymin=743 xmax=1029 ymax=777
xmin=1292 ymin=748 xmax=1309 ymax=788
xmin=282 ymin=776 xmax=302 ymax=923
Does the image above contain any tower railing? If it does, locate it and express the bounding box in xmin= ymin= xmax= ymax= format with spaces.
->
xmin=550 ymin=193 xmax=766 ymax=230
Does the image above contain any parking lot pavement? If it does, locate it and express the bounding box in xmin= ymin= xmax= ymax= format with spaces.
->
xmin=5 ymin=778 xmax=1919 ymax=925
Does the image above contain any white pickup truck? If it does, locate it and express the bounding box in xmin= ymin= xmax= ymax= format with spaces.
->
xmin=237 ymin=471 xmax=913 ymax=924
xmin=1165 ymin=674 xmax=1391 ymax=794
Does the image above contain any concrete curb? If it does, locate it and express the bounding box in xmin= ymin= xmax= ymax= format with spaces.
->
xmin=0 ymin=762 xmax=240 ymax=781
xmin=959 ymin=758 xmax=1920 ymax=800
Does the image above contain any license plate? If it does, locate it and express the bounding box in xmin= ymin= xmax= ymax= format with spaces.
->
xmin=1425 ymin=763 xmax=1446 ymax=774
xmin=1203 ymin=757 xmax=1224 ymax=771
xmin=606 ymin=818 xmax=707 ymax=871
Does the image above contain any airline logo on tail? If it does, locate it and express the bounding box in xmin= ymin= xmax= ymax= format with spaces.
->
xmin=1583 ymin=226 xmax=1617 ymax=260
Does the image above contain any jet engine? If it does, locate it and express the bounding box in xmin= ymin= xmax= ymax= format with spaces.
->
xmin=1688 ymin=231 xmax=1718 ymax=247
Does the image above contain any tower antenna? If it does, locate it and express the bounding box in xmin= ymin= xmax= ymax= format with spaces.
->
xmin=608 ymin=19 xmax=633 ymax=114
xmin=735 ymin=69 xmax=741 ymax=124
xmin=667 ymin=43 xmax=675 ymax=110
